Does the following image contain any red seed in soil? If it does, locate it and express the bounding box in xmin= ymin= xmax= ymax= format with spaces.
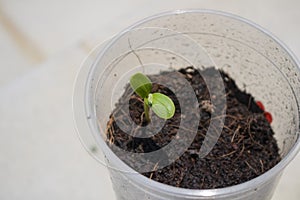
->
xmin=264 ymin=112 xmax=273 ymax=123
xmin=256 ymin=101 xmax=265 ymax=111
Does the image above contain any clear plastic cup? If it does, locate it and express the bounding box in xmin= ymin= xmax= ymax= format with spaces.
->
xmin=73 ymin=10 xmax=300 ymax=200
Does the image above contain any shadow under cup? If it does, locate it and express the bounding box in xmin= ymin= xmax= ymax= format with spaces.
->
xmin=82 ymin=10 xmax=300 ymax=200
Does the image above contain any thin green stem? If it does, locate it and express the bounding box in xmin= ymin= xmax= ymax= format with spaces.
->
xmin=144 ymin=98 xmax=151 ymax=122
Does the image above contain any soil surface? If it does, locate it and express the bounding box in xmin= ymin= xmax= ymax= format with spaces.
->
xmin=105 ymin=66 xmax=281 ymax=189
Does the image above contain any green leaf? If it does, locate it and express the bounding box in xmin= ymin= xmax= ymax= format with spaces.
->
xmin=130 ymin=73 xmax=152 ymax=98
xmin=149 ymin=93 xmax=175 ymax=119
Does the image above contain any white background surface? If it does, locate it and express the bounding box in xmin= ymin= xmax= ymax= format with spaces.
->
xmin=0 ymin=0 xmax=300 ymax=199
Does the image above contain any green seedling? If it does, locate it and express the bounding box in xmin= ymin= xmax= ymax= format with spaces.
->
xmin=130 ymin=73 xmax=175 ymax=122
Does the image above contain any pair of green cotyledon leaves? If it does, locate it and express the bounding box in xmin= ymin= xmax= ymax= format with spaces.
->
xmin=130 ymin=73 xmax=175 ymax=120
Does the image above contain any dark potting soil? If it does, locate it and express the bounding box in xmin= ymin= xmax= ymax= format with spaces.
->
xmin=105 ymin=67 xmax=281 ymax=189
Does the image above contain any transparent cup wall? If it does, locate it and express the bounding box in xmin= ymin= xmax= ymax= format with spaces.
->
xmin=86 ymin=10 xmax=300 ymax=200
